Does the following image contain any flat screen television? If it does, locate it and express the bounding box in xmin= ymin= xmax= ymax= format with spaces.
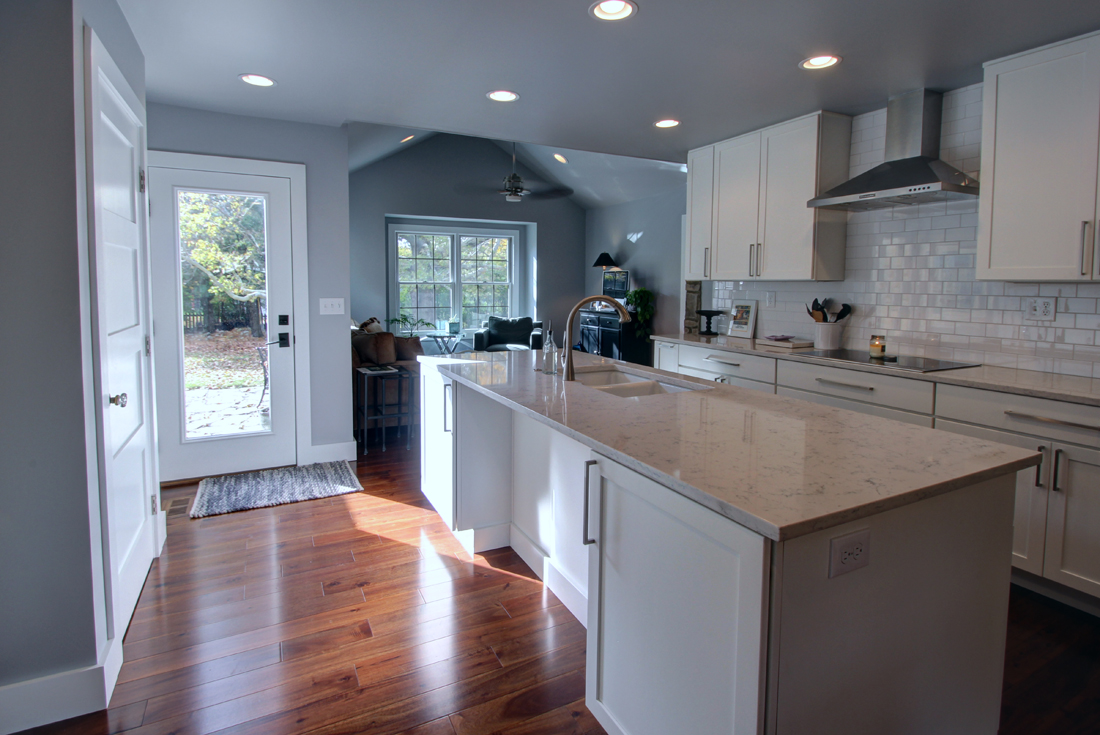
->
xmin=602 ymin=269 xmax=629 ymax=299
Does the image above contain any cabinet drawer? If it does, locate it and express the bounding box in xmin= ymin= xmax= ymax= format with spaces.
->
xmin=777 ymin=361 xmax=934 ymax=414
xmin=580 ymin=313 xmax=599 ymax=327
xmin=679 ymin=365 xmax=775 ymax=393
xmin=654 ymin=341 xmax=680 ymax=373
xmin=678 ymin=345 xmax=776 ymax=383
xmin=778 ymin=387 xmax=933 ymax=427
xmin=935 ymin=384 xmax=1100 ymax=449
xmin=599 ymin=315 xmax=621 ymax=329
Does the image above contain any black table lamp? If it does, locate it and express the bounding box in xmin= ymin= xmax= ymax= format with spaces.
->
xmin=592 ymin=252 xmax=616 ymax=269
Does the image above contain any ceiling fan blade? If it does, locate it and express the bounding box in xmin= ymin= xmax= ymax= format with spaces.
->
xmin=452 ymin=182 xmax=503 ymax=197
xmin=526 ymin=186 xmax=574 ymax=200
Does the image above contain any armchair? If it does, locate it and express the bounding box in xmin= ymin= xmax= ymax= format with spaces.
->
xmin=473 ymin=316 xmax=544 ymax=352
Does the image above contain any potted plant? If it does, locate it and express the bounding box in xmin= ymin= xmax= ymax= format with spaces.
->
xmin=386 ymin=314 xmax=434 ymax=337
xmin=448 ymin=313 xmax=461 ymax=335
xmin=625 ymin=287 xmax=655 ymax=340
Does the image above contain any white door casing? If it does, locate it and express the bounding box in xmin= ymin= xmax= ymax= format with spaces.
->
xmin=85 ymin=28 xmax=160 ymax=651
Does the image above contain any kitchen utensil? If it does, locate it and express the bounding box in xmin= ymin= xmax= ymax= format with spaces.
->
xmin=835 ymin=303 xmax=852 ymax=322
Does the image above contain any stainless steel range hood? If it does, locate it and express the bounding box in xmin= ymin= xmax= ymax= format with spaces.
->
xmin=808 ymin=89 xmax=979 ymax=211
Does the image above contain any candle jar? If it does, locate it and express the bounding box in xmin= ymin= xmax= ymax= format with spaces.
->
xmin=869 ymin=334 xmax=886 ymax=358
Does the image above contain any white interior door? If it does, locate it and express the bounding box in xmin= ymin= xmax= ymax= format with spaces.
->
xmin=149 ymin=159 xmax=297 ymax=480
xmin=86 ymin=29 xmax=159 ymax=641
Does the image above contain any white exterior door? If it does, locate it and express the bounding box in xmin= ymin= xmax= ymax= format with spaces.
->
xmin=149 ymin=157 xmax=298 ymax=481
xmin=86 ymin=29 xmax=160 ymax=643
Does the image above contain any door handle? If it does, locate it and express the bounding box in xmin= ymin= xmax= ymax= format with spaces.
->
xmin=583 ymin=459 xmax=598 ymax=545
xmin=815 ymin=377 xmax=874 ymax=391
xmin=748 ymin=243 xmax=755 ymax=277
xmin=266 ymin=333 xmax=290 ymax=348
xmin=1034 ymin=445 xmax=1045 ymax=488
xmin=1051 ymin=448 xmax=1063 ymax=492
xmin=442 ymin=382 xmax=452 ymax=433
xmin=109 ymin=393 xmax=128 ymax=407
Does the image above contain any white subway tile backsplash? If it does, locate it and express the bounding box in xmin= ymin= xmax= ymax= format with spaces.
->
xmin=701 ymin=82 xmax=1100 ymax=377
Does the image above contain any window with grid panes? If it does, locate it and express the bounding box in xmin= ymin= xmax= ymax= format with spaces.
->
xmin=394 ymin=231 xmax=513 ymax=330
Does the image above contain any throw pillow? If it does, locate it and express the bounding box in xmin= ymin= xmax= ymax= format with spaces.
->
xmin=394 ymin=335 xmax=425 ymax=361
xmin=486 ymin=315 xmax=533 ymax=347
xmin=351 ymin=331 xmax=397 ymax=366
xmin=359 ymin=317 xmax=384 ymax=333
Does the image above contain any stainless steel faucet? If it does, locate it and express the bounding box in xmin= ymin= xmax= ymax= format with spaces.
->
xmin=563 ymin=296 xmax=632 ymax=381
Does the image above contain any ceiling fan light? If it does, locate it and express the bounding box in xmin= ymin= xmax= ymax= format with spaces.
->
xmin=505 ymin=193 xmax=523 ymax=203
xmin=590 ymin=0 xmax=637 ymax=21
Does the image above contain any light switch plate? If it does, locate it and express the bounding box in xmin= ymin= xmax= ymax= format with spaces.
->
xmin=829 ymin=529 xmax=870 ymax=578
xmin=1025 ymin=297 xmax=1056 ymax=321
xmin=319 ymin=297 xmax=345 ymax=315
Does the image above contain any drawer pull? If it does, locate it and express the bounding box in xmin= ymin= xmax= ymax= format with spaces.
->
xmin=583 ymin=460 xmax=598 ymax=545
xmin=705 ymin=355 xmax=741 ymax=367
xmin=1051 ymin=448 xmax=1063 ymax=492
xmin=1034 ymin=445 xmax=1045 ymax=488
xmin=1004 ymin=410 xmax=1100 ymax=433
xmin=815 ymin=377 xmax=874 ymax=392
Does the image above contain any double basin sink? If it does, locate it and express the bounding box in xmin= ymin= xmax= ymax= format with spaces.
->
xmin=571 ymin=365 xmax=706 ymax=398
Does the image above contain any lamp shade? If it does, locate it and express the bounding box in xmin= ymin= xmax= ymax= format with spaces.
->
xmin=592 ymin=252 xmax=616 ymax=268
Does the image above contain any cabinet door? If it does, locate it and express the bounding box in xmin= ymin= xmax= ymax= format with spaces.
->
xmin=934 ymin=419 xmax=1051 ymax=575
xmin=711 ymin=134 xmax=760 ymax=281
xmin=654 ymin=341 xmax=679 ymax=372
xmin=685 ymin=146 xmax=715 ymax=279
xmin=1044 ymin=443 xmax=1100 ymax=596
xmin=581 ymin=325 xmax=599 ymax=354
xmin=978 ymin=35 xmax=1100 ymax=281
xmin=757 ymin=116 xmax=820 ymax=280
xmin=599 ymin=327 xmax=619 ymax=359
xmin=586 ymin=455 xmax=768 ymax=735
xmin=419 ymin=364 xmax=455 ymax=528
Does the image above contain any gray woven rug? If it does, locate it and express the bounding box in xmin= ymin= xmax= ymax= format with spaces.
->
xmin=190 ymin=461 xmax=362 ymax=518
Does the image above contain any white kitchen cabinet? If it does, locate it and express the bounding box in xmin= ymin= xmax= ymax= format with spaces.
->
xmin=978 ymin=31 xmax=1100 ymax=281
xmin=1044 ymin=443 xmax=1100 ymax=597
xmin=686 ymin=111 xmax=851 ymax=282
xmin=654 ymin=340 xmax=679 ymax=372
xmin=419 ymin=359 xmax=456 ymax=528
xmin=777 ymin=360 xmax=935 ymax=415
xmin=585 ymin=455 xmax=769 ymax=735
xmin=684 ymin=146 xmax=715 ymax=280
xmin=935 ymin=418 xmax=1052 ymax=575
xmin=453 ymin=383 xmax=513 ymax=551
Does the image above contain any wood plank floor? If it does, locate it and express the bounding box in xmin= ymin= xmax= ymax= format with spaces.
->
xmin=17 ymin=434 xmax=1100 ymax=735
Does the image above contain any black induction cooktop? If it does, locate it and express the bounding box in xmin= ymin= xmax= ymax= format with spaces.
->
xmin=802 ymin=349 xmax=981 ymax=373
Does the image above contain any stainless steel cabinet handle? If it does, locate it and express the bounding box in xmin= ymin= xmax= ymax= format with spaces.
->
xmin=109 ymin=393 xmax=128 ymax=407
xmin=815 ymin=377 xmax=873 ymax=391
xmin=1051 ymin=448 xmax=1063 ymax=492
xmin=583 ymin=459 xmax=598 ymax=545
xmin=442 ymin=382 xmax=452 ymax=433
xmin=705 ymin=355 xmax=741 ymax=367
xmin=1082 ymin=221 xmax=1092 ymax=276
xmin=748 ymin=243 xmax=755 ymax=277
xmin=703 ymin=247 xmax=710 ymax=278
xmin=1034 ymin=445 xmax=1045 ymax=488
xmin=1004 ymin=410 xmax=1100 ymax=433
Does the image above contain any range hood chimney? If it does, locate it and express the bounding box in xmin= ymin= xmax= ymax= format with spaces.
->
xmin=808 ymin=89 xmax=978 ymax=211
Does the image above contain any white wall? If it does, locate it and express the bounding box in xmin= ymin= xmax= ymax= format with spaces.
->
xmin=707 ymin=83 xmax=1100 ymax=379
xmin=146 ymin=103 xmax=354 ymax=447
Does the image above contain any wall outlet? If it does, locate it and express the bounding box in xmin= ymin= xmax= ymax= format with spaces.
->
xmin=829 ymin=529 xmax=870 ymax=578
xmin=1025 ymin=297 xmax=1056 ymax=321
xmin=765 ymin=291 xmax=776 ymax=308
xmin=319 ymin=297 xmax=345 ymax=315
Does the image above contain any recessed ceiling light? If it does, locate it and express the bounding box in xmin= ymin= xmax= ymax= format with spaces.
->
xmin=654 ymin=119 xmax=680 ymax=128
xmin=239 ymin=73 xmax=276 ymax=87
xmin=553 ymin=153 xmax=568 ymax=164
xmin=487 ymin=90 xmax=519 ymax=102
xmin=799 ymin=55 xmax=841 ymax=70
xmin=590 ymin=0 xmax=637 ymax=21
xmin=400 ymin=135 xmax=415 ymax=143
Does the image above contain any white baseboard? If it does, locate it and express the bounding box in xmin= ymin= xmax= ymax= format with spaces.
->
xmin=299 ymin=440 xmax=357 ymax=466
xmin=509 ymin=524 xmax=588 ymax=627
xmin=509 ymin=524 xmax=551 ymax=579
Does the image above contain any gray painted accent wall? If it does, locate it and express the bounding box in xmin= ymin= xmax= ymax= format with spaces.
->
xmin=146 ymin=103 xmax=353 ymax=448
xmin=0 ymin=0 xmax=144 ymax=688
xmin=348 ymin=134 xmax=587 ymax=345
xmin=584 ymin=188 xmax=687 ymax=338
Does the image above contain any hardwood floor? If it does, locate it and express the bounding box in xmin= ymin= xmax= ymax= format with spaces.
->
xmin=16 ymin=435 xmax=1100 ymax=735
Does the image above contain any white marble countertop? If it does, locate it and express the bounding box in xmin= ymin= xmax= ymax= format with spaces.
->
xmin=653 ymin=333 xmax=1100 ymax=407
xmin=433 ymin=350 xmax=1038 ymax=542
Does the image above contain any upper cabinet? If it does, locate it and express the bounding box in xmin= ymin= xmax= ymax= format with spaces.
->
xmin=685 ymin=111 xmax=852 ymax=282
xmin=978 ymin=32 xmax=1100 ymax=281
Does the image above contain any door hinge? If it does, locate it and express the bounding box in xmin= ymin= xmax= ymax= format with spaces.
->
xmin=151 ymin=495 xmax=158 ymax=515
xmin=145 ymin=335 xmax=151 ymax=357
xmin=139 ymin=167 xmax=146 ymax=193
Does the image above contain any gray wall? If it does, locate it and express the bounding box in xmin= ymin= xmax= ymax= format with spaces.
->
xmin=0 ymin=0 xmax=143 ymax=687
xmin=585 ymin=188 xmax=687 ymax=337
xmin=147 ymin=103 xmax=353 ymax=447
xmin=348 ymin=134 xmax=587 ymax=343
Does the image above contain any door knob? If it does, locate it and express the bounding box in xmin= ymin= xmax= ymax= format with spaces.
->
xmin=110 ymin=393 xmax=128 ymax=407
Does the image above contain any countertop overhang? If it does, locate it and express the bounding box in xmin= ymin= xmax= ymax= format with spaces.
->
xmin=430 ymin=350 xmax=1039 ymax=542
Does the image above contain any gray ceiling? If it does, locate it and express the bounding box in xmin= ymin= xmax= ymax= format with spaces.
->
xmin=119 ymin=0 xmax=1100 ymax=162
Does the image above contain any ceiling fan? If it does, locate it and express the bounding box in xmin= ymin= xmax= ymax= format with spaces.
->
xmin=454 ymin=142 xmax=574 ymax=203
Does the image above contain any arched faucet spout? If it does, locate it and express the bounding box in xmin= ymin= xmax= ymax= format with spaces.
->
xmin=563 ymin=296 xmax=632 ymax=381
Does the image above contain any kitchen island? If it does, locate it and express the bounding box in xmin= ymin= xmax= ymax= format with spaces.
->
xmin=419 ymin=350 xmax=1039 ymax=735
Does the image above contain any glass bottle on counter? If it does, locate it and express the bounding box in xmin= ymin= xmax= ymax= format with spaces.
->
xmin=542 ymin=331 xmax=558 ymax=375
xmin=869 ymin=334 xmax=886 ymax=358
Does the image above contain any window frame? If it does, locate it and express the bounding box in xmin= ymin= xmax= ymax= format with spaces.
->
xmin=387 ymin=223 xmax=521 ymax=334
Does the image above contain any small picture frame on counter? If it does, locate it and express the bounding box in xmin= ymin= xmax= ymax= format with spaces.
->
xmin=727 ymin=300 xmax=757 ymax=338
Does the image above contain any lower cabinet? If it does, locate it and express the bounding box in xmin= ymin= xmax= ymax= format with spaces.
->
xmin=585 ymin=455 xmax=769 ymax=735
xmin=419 ymin=359 xmax=455 ymax=528
xmin=654 ymin=340 xmax=679 ymax=372
xmin=1043 ymin=443 xmax=1100 ymax=597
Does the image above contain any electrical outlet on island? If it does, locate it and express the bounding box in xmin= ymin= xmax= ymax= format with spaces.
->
xmin=829 ymin=529 xmax=871 ymax=578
